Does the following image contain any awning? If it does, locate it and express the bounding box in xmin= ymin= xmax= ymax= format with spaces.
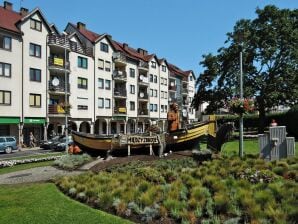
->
xmin=0 ymin=117 xmax=20 ymax=124
xmin=24 ymin=118 xmax=45 ymax=124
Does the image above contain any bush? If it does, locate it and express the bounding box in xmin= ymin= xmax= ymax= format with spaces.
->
xmin=53 ymin=153 xmax=92 ymax=170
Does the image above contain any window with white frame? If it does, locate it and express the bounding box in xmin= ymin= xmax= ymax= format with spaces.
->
xmin=0 ymin=62 xmax=11 ymax=77
xmin=98 ymin=59 xmax=104 ymax=70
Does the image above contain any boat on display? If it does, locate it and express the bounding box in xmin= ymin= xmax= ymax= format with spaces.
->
xmin=72 ymin=103 xmax=232 ymax=155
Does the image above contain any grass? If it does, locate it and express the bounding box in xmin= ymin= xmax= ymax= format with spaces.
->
xmin=1 ymin=152 xmax=64 ymax=161
xmin=0 ymin=161 xmax=54 ymax=175
xmin=0 ymin=183 xmax=131 ymax=224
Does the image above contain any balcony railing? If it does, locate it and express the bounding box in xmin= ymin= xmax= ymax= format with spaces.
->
xmin=114 ymin=107 xmax=127 ymax=114
xmin=48 ymin=57 xmax=70 ymax=70
xmin=138 ymin=109 xmax=149 ymax=116
xmin=113 ymin=52 xmax=127 ymax=65
xmin=48 ymin=35 xmax=93 ymax=57
xmin=138 ymin=75 xmax=149 ymax=85
xmin=48 ymin=104 xmax=70 ymax=115
xmin=113 ymin=70 xmax=127 ymax=81
xmin=138 ymin=92 xmax=148 ymax=100
xmin=114 ymin=89 xmax=127 ymax=97
xmin=48 ymin=80 xmax=70 ymax=93
xmin=138 ymin=61 xmax=149 ymax=70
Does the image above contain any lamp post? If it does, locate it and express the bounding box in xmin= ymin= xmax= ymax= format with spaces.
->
xmin=239 ymin=43 xmax=244 ymax=158
xmin=64 ymin=33 xmax=68 ymax=152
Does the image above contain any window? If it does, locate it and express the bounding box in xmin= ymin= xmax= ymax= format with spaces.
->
xmin=154 ymin=90 xmax=158 ymax=97
xmin=190 ymin=76 xmax=193 ymax=81
xmin=78 ymin=56 xmax=88 ymax=68
xmin=130 ymin=85 xmax=135 ymax=94
xmin=105 ymin=99 xmax=111 ymax=108
xmin=151 ymin=61 xmax=156 ymax=68
xmin=30 ymin=68 xmax=41 ymax=82
xmin=98 ymin=59 xmax=104 ymax=70
xmin=165 ymin=92 xmax=168 ymax=99
xmin=149 ymin=74 xmax=153 ymax=82
xmin=105 ymin=80 xmax=111 ymax=90
xmin=130 ymin=68 xmax=135 ymax=78
xmin=0 ymin=35 xmax=11 ymax=50
xmin=98 ymin=78 xmax=104 ymax=89
xmin=98 ymin=98 xmax=104 ymax=108
xmin=0 ymin=90 xmax=11 ymax=105
xmin=164 ymin=78 xmax=167 ymax=86
xmin=130 ymin=101 xmax=135 ymax=111
xmin=78 ymin=77 xmax=88 ymax=89
xmin=150 ymin=89 xmax=153 ymax=97
xmin=100 ymin=42 xmax=109 ymax=53
xmin=150 ymin=104 xmax=153 ymax=112
xmin=105 ymin=61 xmax=111 ymax=72
xmin=0 ymin=62 xmax=11 ymax=77
xmin=161 ymin=105 xmax=164 ymax=112
xmin=154 ymin=75 xmax=157 ymax=83
xmin=29 ymin=93 xmax=41 ymax=107
xmin=30 ymin=19 xmax=42 ymax=31
xmin=162 ymin=65 xmax=167 ymax=72
xmin=78 ymin=105 xmax=88 ymax=110
xmin=29 ymin=43 xmax=41 ymax=57
xmin=161 ymin=91 xmax=164 ymax=99
xmin=154 ymin=104 xmax=157 ymax=112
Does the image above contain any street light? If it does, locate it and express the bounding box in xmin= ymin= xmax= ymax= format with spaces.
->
xmin=239 ymin=43 xmax=244 ymax=158
xmin=63 ymin=32 xmax=68 ymax=152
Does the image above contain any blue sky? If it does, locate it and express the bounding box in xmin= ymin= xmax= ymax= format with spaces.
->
xmin=10 ymin=0 xmax=298 ymax=76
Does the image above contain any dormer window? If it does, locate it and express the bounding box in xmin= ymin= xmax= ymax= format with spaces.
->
xmin=30 ymin=19 xmax=42 ymax=32
xmin=162 ymin=65 xmax=167 ymax=72
xmin=100 ymin=42 xmax=109 ymax=53
xmin=190 ymin=76 xmax=193 ymax=81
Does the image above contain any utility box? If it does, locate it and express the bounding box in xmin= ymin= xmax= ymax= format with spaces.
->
xmin=259 ymin=126 xmax=295 ymax=161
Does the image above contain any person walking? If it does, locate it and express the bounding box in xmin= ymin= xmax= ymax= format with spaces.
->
xmin=29 ymin=132 xmax=36 ymax=148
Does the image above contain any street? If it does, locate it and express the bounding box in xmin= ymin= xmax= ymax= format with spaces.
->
xmin=0 ymin=148 xmax=59 ymax=160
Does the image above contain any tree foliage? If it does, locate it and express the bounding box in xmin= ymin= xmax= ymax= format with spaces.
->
xmin=193 ymin=5 xmax=298 ymax=132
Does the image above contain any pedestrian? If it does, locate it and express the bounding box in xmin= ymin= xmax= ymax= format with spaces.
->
xmin=29 ymin=132 xmax=36 ymax=148
xmin=270 ymin=119 xmax=277 ymax=127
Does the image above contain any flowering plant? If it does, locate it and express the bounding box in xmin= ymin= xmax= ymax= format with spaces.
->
xmin=228 ymin=98 xmax=254 ymax=115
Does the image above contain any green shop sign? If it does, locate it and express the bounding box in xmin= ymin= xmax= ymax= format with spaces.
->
xmin=24 ymin=118 xmax=45 ymax=124
xmin=0 ymin=117 xmax=20 ymax=124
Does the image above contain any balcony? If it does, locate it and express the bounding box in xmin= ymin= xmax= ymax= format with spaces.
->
xmin=114 ymin=89 xmax=127 ymax=98
xmin=48 ymin=104 xmax=70 ymax=116
xmin=48 ymin=35 xmax=70 ymax=50
xmin=113 ymin=70 xmax=127 ymax=82
xmin=138 ymin=92 xmax=149 ymax=101
xmin=114 ymin=107 xmax=127 ymax=115
xmin=69 ymin=41 xmax=93 ymax=57
xmin=182 ymin=88 xmax=188 ymax=95
xmin=138 ymin=61 xmax=149 ymax=71
xmin=138 ymin=109 xmax=149 ymax=116
xmin=48 ymin=80 xmax=70 ymax=94
xmin=113 ymin=52 xmax=127 ymax=66
xmin=48 ymin=57 xmax=70 ymax=72
xmin=138 ymin=75 xmax=149 ymax=86
xmin=168 ymin=85 xmax=177 ymax=92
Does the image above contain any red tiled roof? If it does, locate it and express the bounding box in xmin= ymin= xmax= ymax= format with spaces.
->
xmin=70 ymin=23 xmax=101 ymax=42
xmin=0 ymin=6 xmax=23 ymax=33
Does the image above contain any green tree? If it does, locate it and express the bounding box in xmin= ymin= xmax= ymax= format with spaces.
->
xmin=193 ymin=5 xmax=298 ymax=133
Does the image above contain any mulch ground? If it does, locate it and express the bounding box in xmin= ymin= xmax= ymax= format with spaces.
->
xmin=90 ymin=150 xmax=193 ymax=172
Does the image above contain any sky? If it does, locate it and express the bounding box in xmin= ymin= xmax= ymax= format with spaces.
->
xmin=9 ymin=0 xmax=298 ymax=76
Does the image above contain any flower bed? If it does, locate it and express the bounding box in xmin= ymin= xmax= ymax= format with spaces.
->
xmin=0 ymin=156 xmax=62 ymax=168
xmin=56 ymin=156 xmax=298 ymax=223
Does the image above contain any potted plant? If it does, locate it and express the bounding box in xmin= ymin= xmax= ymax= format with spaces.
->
xmin=228 ymin=98 xmax=254 ymax=115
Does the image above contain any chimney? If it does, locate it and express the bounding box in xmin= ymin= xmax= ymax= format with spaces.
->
xmin=77 ymin=22 xmax=86 ymax=30
xmin=4 ymin=1 xmax=12 ymax=10
xmin=143 ymin=50 xmax=148 ymax=56
xmin=20 ymin=7 xmax=29 ymax=16
xmin=137 ymin=48 xmax=144 ymax=55
xmin=123 ymin=43 xmax=128 ymax=50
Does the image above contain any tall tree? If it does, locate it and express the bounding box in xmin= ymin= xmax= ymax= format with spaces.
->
xmin=193 ymin=5 xmax=298 ymax=133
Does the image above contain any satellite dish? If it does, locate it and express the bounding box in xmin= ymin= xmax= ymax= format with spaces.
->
xmin=52 ymin=77 xmax=60 ymax=86
xmin=182 ymin=109 xmax=187 ymax=117
xmin=140 ymin=92 xmax=144 ymax=98
xmin=140 ymin=75 xmax=144 ymax=81
xmin=170 ymin=82 xmax=175 ymax=87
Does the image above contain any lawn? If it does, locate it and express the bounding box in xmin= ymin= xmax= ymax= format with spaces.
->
xmin=0 ymin=160 xmax=54 ymax=175
xmin=0 ymin=183 xmax=131 ymax=224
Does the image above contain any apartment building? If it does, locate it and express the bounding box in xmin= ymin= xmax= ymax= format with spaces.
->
xmin=0 ymin=1 xmax=196 ymax=144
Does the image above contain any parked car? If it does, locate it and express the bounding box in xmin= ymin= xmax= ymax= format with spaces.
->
xmin=0 ymin=136 xmax=18 ymax=154
xmin=54 ymin=136 xmax=73 ymax=151
xmin=40 ymin=136 xmax=61 ymax=150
